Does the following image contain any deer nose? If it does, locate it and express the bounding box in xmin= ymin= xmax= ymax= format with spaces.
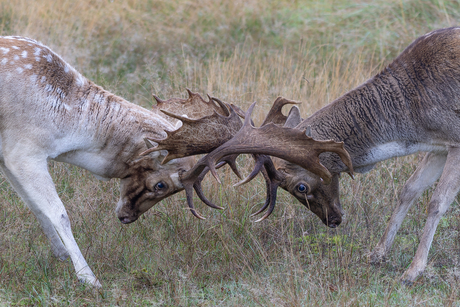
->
xmin=118 ymin=216 xmax=135 ymax=224
xmin=327 ymin=215 xmax=342 ymax=228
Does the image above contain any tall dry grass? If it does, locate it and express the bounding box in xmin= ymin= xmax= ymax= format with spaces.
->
xmin=0 ymin=0 xmax=459 ymax=305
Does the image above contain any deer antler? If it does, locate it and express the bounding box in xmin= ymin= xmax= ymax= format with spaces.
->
xmin=153 ymin=88 xmax=228 ymax=118
xmin=191 ymin=100 xmax=353 ymax=221
xmin=233 ymin=97 xmax=301 ymax=220
xmin=142 ymin=92 xmax=244 ymax=219
xmin=143 ymin=93 xmax=353 ymax=221
xmin=261 ymin=96 xmax=301 ymax=126
xmin=191 ymin=101 xmax=353 ymax=183
xmin=142 ymin=94 xmax=242 ymax=163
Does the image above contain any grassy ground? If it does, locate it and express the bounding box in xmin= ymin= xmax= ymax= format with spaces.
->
xmin=0 ymin=0 xmax=460 ymax=305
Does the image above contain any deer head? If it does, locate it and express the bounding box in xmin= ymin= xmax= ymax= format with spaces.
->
xmin=116 ymin=89 xmax=244 ymax=223
xmin=270 ymin=158 xmax=344 ymax=227
xmin=116 ymin=149 xmax=195 ymax=223
xmin=259 ymin=99 xmax=348 ymax=227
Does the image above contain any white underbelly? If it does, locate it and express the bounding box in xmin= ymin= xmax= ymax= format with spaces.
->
xmin=369 ymin=141 xmax=447 ymax=162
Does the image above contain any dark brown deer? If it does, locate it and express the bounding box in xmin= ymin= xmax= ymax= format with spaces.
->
xmin=209 ymin=27 xmax=460 ymax=284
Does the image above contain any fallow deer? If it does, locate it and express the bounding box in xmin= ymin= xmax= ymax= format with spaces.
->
xmin=0 ymin=36 xmax=248 ymax=287
xmin=207 ymin=27 xmax=460 ymax=284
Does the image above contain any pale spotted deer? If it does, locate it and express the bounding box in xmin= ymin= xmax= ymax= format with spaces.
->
xmin=0 ymin=36 xmax=246 ymax=287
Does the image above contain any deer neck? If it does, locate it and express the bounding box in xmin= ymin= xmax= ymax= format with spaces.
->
xmin=299 ymin=66 xmax=445 ymax=174
xmin=54 ymin=81 xmax=174 ymax=179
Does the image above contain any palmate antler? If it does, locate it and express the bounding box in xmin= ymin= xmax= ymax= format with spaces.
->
xmin=153 ymin=88 xmax=229 ymax=118
xmin=144 ymin=98 xmax=242 ymax=163
xmin=142 ymin=90 xmax=244 ymax=219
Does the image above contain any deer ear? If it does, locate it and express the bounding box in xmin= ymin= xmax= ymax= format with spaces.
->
xmin=284 ymin=106 xmax=302 ymax=128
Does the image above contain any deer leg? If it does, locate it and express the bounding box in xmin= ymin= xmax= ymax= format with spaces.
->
xmin=370 ymin=152 xmax=447 ymax=264
xmin=1 ymin=155 xmax=100 ymax=287
xmin=400 ymin=147 xmax=460 ymax=283
xmin=0 ymin=162 xmax=69 ymax=261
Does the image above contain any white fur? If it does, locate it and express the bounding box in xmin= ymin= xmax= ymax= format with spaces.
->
xmin=369 ymin=142 xmax=446 ymax=163
xmin=0 ymin=36 xmax=188 ymax=288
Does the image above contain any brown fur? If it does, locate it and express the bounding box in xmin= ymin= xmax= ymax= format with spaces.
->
xmin=277 ymin=27 xmax=460 ymax=283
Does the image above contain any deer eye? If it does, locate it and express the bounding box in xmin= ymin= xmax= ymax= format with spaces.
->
xmin=296 ymin=183 xmax=309 ymax=194
xmin=155 ymin=182 xmax=167 ymax=190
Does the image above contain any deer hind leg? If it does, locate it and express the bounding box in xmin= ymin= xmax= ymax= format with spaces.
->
xmin=1 ymin=155 xmax=101 ymax=287
xmin=0 ymin=162 xmax=69 ymax=261
xmin=370 ymin=152 xmax=447 ymax=264
xmin=400 ymin=147 xmax=460 ymax=283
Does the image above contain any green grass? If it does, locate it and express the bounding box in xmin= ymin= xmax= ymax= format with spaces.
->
xmin=0 ymin=0 xmax=460 ymax=305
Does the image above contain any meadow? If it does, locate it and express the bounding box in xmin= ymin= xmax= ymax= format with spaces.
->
xmin=0 ymin=0 xmax=459 ymax=305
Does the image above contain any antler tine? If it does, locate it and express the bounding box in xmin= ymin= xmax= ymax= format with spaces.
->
xmin=230 ymin=154 xmax=277 ymax=217
xmin=186 ymin=88 xmax=194 ymax=98
xmin=211 ymin=97 xmax=230 ymax=116
xmin=186 ymin=88 xmax=213 ymax=107
xmin=233 ymin=154 xmax=265 ymax=187
xmin=179 ymin=154 xmax=236 ymax=219
xmin=152 ymin=94 xmax=165 ymax=105
xmin=253 ymin=180 xmax=278 ymax=222
xmin=206 ymin=94 xmax=220 ymax=111
xmin=183 ymin=183 xmax=206 ymax=220
xmin=261 ymin=96 xmax=301 ymax=126
xmin=230 ymin=103 xmax=246 ymax=119
xmin=248 ymin=166 xmax=271 ymax=216
xmin=248 ymin=155 xmax=284 ymax=221
xmin=179 ymin=161 xmax=212 ymax=219
xmin=192 ymin=166 xmax=225 ymax=210
xmin=231 ymin=155 xmax=285 ymax=220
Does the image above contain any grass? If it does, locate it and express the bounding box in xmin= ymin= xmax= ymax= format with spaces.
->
xmin=0 ymin=0 xmax=460 ymax=305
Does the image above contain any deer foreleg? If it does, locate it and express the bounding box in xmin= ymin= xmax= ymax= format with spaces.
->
xmin=0 ymin=163 xmax=69 ymax=261
xmin=400 ymin=147 xmax=460 ymax=283
xmin=2 ymin=155 xmax=100 ymax=287
xmin=370 ymin=152 xmax=447 ymax=264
